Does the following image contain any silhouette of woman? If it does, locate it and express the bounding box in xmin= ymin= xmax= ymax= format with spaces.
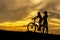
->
xmin=43 ymin=11 xmax=48 ymax=34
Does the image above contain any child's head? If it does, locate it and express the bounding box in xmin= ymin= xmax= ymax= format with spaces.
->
xmin=37 ymin=12 xmax=40 ymax=15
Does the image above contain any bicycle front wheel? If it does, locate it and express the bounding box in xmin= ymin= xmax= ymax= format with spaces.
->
xmin=27 ymin=23 xmax=36 ymax=32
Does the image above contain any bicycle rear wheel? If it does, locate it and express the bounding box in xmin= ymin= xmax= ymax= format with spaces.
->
xmin=27 ymin=23 xmax=36 ymax=32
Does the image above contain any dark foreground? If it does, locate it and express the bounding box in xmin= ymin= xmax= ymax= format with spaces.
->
xmin=0 ymin=30 xmax=60 ymax=40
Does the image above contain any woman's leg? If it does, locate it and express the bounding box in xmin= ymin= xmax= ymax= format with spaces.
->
xmin=46 ymin=21 xmax=48 ymax=34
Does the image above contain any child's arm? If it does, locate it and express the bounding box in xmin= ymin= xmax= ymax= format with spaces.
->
xmin=32 ymin=16 xmax=38 ymax=20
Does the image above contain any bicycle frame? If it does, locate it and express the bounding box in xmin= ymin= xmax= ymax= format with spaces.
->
xmin=27 ymin=18 xmax=39 ymax=32
xmin=32 ymin=18 xmax=39 ymax=26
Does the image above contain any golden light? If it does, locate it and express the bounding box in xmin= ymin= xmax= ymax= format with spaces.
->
xmin=31 ymin=0 xmax=42 ymax=4
xmin=0 ymin=19 xmax=31 ymax=26
xmin=50 ymin=18 xmax=60 ymax=23
xmin=25 ymin=10 xmax=38 ymax=19
xmin=49 ymin=22 xmax=60 ymax=27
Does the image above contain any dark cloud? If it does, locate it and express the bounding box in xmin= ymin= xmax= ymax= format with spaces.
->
xmin=0 ymin=0 xmax=60 ymax=22
xmin=43 ymin=0 xmax=60 ymax=19
xmin=0 ymin=0 xmax=35 ymax=22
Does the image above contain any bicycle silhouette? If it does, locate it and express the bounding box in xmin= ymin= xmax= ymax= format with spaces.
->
xmin=27 ymin=18 xmax=48 ymax=33
xmin=27 ymin=18 xmax=38 ymax=32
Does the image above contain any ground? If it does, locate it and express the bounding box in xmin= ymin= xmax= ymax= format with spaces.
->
xmin=0 ymin=30 xmax=60 ymax=40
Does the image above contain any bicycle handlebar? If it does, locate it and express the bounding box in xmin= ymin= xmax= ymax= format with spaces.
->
xmin=32 ymin=17 xmax=36 ymax=20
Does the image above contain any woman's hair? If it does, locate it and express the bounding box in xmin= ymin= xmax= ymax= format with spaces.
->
xmin=44 ymin=11 xmax=47 ymax=14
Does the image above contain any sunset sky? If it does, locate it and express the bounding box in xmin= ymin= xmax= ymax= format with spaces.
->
xmin=0 ymin=0 xmax=60 ymax=34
